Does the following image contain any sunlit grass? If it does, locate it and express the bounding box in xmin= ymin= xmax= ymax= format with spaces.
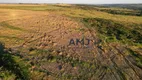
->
xmin=0 ymin=21 xmax=24 ymax=31
xmin=0 ymin=4 xmax=142 ymax=24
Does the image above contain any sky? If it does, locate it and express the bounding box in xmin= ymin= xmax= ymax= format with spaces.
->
xmin=0 ymin=0 xmax=142 ymax=4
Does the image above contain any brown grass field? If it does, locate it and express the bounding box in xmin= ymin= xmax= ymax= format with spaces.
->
xmin=0 ymin=4 xmax=142 ymax=80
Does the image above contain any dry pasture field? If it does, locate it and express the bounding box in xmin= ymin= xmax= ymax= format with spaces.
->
xmin=0 ymin=4 xmax=142 ymax=80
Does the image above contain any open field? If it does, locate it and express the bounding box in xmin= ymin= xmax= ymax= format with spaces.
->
xmin=0 ymin=4 xmax=142 ymax=80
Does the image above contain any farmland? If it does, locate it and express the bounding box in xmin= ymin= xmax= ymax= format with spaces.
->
xmin=0 ymin=4 xmax=142 ymax=80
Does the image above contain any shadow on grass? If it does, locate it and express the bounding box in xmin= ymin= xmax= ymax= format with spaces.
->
xmin=0 ymin=42 xmax=30 ymax=80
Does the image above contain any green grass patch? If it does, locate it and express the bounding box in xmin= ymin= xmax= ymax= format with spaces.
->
xmin=82 ymin=18 xmax=142 ymax=45
xmin=0 ymin=43 xmax=30 ymax=80
xmin=127 ymin=48 xmax=142 ymax=68
xmin=0 ymin=5 xmax=63 ymax=11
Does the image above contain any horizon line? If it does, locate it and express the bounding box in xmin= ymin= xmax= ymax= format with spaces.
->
xmin=0 ymin=2 xmax=142 ymax=5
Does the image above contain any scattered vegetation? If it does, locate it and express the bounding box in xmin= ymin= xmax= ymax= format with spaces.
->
xmin=0 ymin=42 xmax=30 ymax=80
xmin=77 ymin=5 xmax=141 ymax=16
xmin=127 ymin=48 xmax=142 ymax=68
xmin=83 ymin=18 xmax=142 ymax=45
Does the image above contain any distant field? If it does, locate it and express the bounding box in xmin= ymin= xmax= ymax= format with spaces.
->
xmin=0 ymin=4 xmax=142 ymax=80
